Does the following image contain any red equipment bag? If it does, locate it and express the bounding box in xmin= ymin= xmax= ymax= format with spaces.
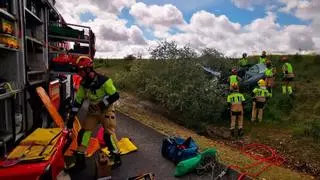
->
xmin=52 ymin=54 xmax=77 ymax=65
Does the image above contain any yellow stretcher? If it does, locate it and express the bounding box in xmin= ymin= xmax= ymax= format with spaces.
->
xmin=7 ymin=128 xmax=62 ymax=161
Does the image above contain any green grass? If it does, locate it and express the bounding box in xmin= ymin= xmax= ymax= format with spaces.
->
xmin=95 ymin=55 xmax=320 ymax=176
xmin=116 ymin=91 xmax=313 ymax=180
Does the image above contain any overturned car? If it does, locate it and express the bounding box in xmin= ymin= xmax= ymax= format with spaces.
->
xmin=201 ymin=63 xmax=267 ymax=91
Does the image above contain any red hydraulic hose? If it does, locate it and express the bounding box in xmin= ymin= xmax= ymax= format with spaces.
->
xmin=228 ymin=143 xmax=285 ymax=179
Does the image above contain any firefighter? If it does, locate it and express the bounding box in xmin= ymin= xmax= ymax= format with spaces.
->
xmin=281 ymin=56 xmax=295 ymax=96
xmin=228 ymin=69 xmax=241 ymax=91
xmin=264 ymin=60 xmax=275 ymax=95
xmin=239 ymin=53 xmax=249 ymax=68
xmin=227 ymin=83 xmax=246 ymax=137
xmin=66 ymin=56 xmax=121 ymax=171
xmin=251 ymin=79 xmax=272 ymax=122
xmin=259 ymin=51 xmax=267 ymax=64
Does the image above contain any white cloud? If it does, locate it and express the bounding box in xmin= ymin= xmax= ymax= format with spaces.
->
xmin=284 ymin=25 xmax=315 ymax=51
xmin=55 ymin=0 xmax=319 ymax=58
xmin=165 ymin=11 xmax=317 ymax=57
xmin=129 ymin=25 xmax=147 ymax=45
xmin=91 ymin=0 xmax=135 ymax=14
xmin=100 ymin=25 xmax=130 ymax=41
xmin=279 ymin=0 xmax=320 ymax=37
xmin=231 ymin=0 xmax=266 ymax=10
xmin=244 ymin=12 xmax=280 ymax=32
xmin=55 ymin=0 xmax=151 ymax=58
xmin=129 ymin=2 xmax=185 ymax=29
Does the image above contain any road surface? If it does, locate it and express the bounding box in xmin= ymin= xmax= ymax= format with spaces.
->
xmin=71 ymin=103 xmax=244 ymax=180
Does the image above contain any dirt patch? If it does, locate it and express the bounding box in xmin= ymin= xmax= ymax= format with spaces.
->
xmin=115 ymin=91 xmax=314 ymax=180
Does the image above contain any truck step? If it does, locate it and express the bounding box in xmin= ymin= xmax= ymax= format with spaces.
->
xmin=28 ymin=80 xmax=46 ymax=86
xmin=27 ymin=70 xmax=46 ymax=75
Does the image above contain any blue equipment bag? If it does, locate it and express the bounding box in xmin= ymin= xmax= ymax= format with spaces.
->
xmin=161 ymin=136 xmax=198 ymax=164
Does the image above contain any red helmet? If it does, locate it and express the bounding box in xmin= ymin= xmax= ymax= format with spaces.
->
xmin=231 ymin=68 xmax=237 ymax=75
xmin=75 ymin=56 xmax=93 ymax=69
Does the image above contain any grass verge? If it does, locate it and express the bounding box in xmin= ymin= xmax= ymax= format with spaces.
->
xmin=116 ymin=91 xmax=314 ymax=180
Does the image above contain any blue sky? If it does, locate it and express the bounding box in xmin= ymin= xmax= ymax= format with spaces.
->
xmin=81 ymin=0 xmax=308 ymax=27
xmin=59 ymin=0 xmax=319 ymax=57
xmin=80 ymin=11 xmax=97 ymax=22
xmin=137 ymin=0 xmax=308 ymax=26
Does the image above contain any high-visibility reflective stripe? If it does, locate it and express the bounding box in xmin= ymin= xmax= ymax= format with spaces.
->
xmin=228 ymin=93 xmax=245 ymax=103
xmin=230 ymin=75 xmax=238 ymax=85
xmin=285 ymin=63 xmax=293 ymax=73
xmin=110 ymin=134 xmax=118 ymax=152
xmin=97 ymin=177 xmax=112 ymax=180
xmin=265 ymin=68 xmax=273 ymax=77
xmin=72 ymin=107 xmax=79 ymax=112
xmin=102 ymin=95 xmax=109 ymax=106
xmin=81 ymin=131 xmax=92 ymax=147
xmin=260 ymin=57 xmax=266 ymax=64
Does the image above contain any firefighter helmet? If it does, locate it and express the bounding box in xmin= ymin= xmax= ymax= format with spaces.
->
xmin=242 ymin=53 xmax=247 ymax=58
xmin=262 ymin=51 xmax=266 ymax=55
xmin=258 ymin=79 xmax=266 ymax=87
xmin=76 ymin=56 xmax=93 ymax=69
xmin=231 ymin=68 xmax=237 ymax=75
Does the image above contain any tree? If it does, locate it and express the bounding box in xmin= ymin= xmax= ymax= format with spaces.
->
xmin=178 ymin=45 xmax=198 ymax=60
xmin=150 ymin=40 xmax=197 ymax=60
xmin=201 ymin=48 xmax=225 ymax=59
xmin=124 ymin=54 xmax=136 ymax=61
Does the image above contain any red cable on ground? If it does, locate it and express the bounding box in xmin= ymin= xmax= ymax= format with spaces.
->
xmin=228 ymin=143 xmax=285 ymax=179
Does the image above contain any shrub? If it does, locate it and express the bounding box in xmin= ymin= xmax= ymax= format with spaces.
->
xmin=113 ymin=41 xmax=229 ymax=130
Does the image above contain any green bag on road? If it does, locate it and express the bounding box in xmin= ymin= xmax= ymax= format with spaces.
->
xmin=174 ymin=148 xmax=217 ymax=177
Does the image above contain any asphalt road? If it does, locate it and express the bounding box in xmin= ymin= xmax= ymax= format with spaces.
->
xmin=71 ymin=102 xmax=244 ymax=180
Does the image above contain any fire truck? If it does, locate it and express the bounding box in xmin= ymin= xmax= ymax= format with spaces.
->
xmin=0 ymin=0 xmax=95 ymax=162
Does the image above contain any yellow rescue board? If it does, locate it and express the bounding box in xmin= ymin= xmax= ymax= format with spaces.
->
xmin=101 ymin=138 xmax=138 ymax=156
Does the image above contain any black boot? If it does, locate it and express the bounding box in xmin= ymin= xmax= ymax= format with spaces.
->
xmin=65 ymin=151 xmax=86 ymax=173
xmin=76 ymin=151 xmax=86 ymax=170
xmin=230 ymin=129 xmax=235 ymax=137
xmin=110 ymin=152 xmax=121 ymax=169
xmin=238 ymin=128 xmax=244 ymax=137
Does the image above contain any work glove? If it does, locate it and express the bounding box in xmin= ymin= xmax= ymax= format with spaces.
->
xmin=98 ymin=101 xmax=109 ymax=112
xmin=88 ymin=104 xmax=100 ymax=113
xmin=98 ymin=95 xmax=110 ymax=112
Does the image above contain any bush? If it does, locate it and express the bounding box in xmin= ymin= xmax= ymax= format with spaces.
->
xmin=113 ymin=41 xmax=228 ymax=130
xmin=124 ymin=54 xmax=136 ymax=61
xmin=150 ymin=40 xmax=197 ymax=60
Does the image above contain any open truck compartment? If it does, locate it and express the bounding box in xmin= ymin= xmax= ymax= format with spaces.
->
xmin=0 ymin=0 xmax=95 ymax=160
